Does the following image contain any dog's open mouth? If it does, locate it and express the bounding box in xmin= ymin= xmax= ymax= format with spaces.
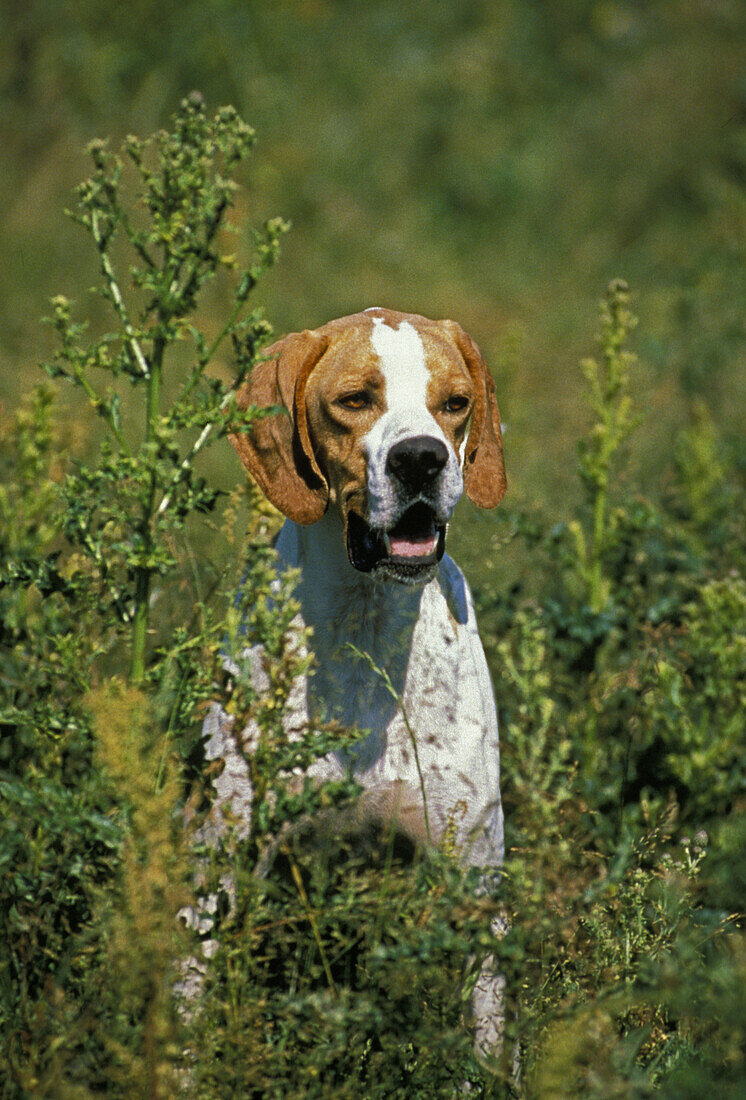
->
xmin=347 ymin=502 xmax=446 ymax=582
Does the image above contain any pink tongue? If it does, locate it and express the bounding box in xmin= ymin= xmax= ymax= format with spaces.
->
xmin=389 ymin=534 xmax=437 ymax=558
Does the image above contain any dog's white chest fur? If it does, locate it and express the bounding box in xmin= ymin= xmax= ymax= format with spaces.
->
xmin=203 ymin=513 xmax=503 ymax=871
xmin=274 ymin=515 xmax=504 ymax=867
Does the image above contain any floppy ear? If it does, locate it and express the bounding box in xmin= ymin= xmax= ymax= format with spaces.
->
xmin=442 ymin=320 xmax=507 ymax=508
xmin=229 ymin=330 xmax=330 ymax=524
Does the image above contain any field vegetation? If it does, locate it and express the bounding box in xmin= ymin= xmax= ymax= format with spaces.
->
xmin=1 ymin=3 xmax=745 ymax=1096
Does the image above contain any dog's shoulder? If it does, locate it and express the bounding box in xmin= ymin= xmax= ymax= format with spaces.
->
xmin=435 ymin=551 xmax=472 ymax=628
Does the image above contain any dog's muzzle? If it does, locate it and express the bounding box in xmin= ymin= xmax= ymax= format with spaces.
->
xmin=347 ymin=435 xmax=452 ymax=584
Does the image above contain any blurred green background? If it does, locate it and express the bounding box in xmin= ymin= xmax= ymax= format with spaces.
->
xmin=2 ymin=0 xmax=745 ymax=525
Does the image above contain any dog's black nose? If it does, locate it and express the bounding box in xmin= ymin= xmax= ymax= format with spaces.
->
xmin=386 ymin=435 xmax=449 ymax=490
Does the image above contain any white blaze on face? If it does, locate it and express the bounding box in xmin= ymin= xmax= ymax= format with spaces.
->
xmin=362 ymin=316 xmax=464 ymax=534
xmin=370 ymin=317 xmax=431 ymax=415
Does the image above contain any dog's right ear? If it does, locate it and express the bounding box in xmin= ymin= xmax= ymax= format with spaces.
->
xmin=229 ymin=330 xmax=330 ymax=525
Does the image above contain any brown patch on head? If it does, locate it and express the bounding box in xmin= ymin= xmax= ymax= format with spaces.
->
xmin=303 ymin=319 xmax=385 ymax=523
xmin=438 ymin=318 xmax=507 ymax=508
xmin=303 ymin=308 xmax=500 ymax=534
xmin=418 ymin=327 xmax=477 ymax=462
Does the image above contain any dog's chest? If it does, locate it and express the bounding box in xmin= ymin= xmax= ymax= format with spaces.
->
xmin=296 ymin=567 xmax=502 ymax=857
xmin=308 ymin=580 xmax=464 ymax=765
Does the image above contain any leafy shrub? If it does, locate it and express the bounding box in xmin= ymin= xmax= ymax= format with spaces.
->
xmin=475 ymin=282 xmax=745 ymax=1092
xmin=0 ymin=96 xmax=288 ymax=1096
xmin=1 ymin=105 xmax=744 ymax=1099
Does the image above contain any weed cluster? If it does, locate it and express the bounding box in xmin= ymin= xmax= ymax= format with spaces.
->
xmin=1 ymin=103 xmax=744 ymax=1097
xmin=478 ymin=282 xmax=745 ymax=1094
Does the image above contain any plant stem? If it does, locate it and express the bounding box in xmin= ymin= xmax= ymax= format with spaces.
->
xmin=589 ymin=474 xmax=607 ymax=613
xmin=284 ymin=844 xmax=338 ymax=1000
xmin=346 ymin=644 xmax=431 ymax=845
xmin=130 ymin=333 xmax=164 ymax=683
xmin=130 ymin=574 xmax=149 ymax=684
xmin=157 ymin=390 xmax=232 ymax=517
xmin=90 ymin=210 xmax=149 ymax=379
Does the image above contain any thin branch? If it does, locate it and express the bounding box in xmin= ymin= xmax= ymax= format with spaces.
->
xmin=156 ymin=391 xmax=234 ymax=518
xmin=77 ymin=526 xmax=134 ymax=624
xmin=72 ymin=369 xmax=132 ymax=457
xmin=176 ymin=295 xmax=249 ymax=411
xmin=282 ymin=842 xmax=339 ymax=1000
xmin=90 ymin=210 xmax=150 ymax=379
xmin=346 ymin=645 xmax=432 ymax=845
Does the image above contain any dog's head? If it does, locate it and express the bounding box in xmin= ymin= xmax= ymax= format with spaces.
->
xmin=230 ymin=307 xmax=506 ymax=584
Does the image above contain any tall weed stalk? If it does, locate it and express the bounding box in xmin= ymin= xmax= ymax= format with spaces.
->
xmin=571 ymin=278 xmax=638 ymax=613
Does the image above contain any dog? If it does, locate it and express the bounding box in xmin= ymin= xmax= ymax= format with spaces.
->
xmin=197 ymin=306 xmax=508 ymax=1060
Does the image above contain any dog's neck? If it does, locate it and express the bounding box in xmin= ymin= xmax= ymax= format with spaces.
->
xmin=274 ymin=513 xmax=428 ymax=766
xmin=275 ymin=513 xmax=426 ymax=635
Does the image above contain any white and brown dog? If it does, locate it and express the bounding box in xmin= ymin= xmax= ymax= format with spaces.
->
xmin=201 ymin=306 xmax=508 ymax=1059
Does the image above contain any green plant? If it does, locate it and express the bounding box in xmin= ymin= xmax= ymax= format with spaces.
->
xmin=0 ymin=96 xmax=291 ymax=1097
xmin=467 ymin=277 xmax=746 ymax=1094
xmin=569 ymin=278 xmax=639 ymax=614
xmin=637 ymin=576 xmax=746 ymax=821
xmin=2 ymin=79 xmax=744 ymax=1089
xmin=85 ymin=681 xmax=191 ymax=1097
xmin=43 ymin=91 xmax=287 ymax=684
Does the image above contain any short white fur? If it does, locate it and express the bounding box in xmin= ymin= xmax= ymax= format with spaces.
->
xmin=370 ymin=316 xmax=431 ymax=415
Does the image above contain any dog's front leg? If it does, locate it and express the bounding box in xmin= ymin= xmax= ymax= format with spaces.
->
xmin=467 ymin=909 xmax=520 ymax=1084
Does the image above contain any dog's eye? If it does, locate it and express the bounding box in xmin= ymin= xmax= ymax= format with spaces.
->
xmin=337 ymin=391 xmax=370 ymax=410
xmin=444 ymin=395 xmax=470 ymax=413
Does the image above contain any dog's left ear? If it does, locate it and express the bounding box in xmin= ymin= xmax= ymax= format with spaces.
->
xmin=442 ymin=320 xmax=507 ymax=508
xmin=229 ymin=330 xmax=330 ymax=524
